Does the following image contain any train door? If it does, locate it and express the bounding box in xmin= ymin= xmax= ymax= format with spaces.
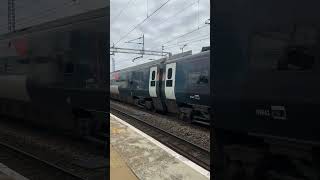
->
xmin=164 ymin=63 xmax=176 ymax=100
xmin=149 ymin=66 xmax=157 ymax=97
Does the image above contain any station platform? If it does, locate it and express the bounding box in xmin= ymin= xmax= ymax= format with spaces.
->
xmin=110 ymin=114 xmax=210 ymax=180
xmin=110 ymin=145 xmax=139 ymax=180
xmin=0 ymin=163 xmax=28 ymax=180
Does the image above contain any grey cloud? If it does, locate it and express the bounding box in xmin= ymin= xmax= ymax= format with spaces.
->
xmin=111 ymin=0 xmax=210 ymax=71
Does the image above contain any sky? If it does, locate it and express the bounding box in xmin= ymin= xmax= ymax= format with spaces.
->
xmin=0 ymin=0 xmax=107 ymax=35
xmin=110 ymin=0 xmax=210 ymax=71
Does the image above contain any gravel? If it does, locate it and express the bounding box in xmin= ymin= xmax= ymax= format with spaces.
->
xmin=110 ymin=100 xmax=210 ymax=151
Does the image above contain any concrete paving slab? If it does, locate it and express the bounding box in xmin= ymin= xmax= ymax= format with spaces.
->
xmin=110 ymin=145 xmax=138 ymax=180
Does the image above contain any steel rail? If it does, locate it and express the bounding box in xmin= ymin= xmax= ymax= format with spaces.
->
xmin=110 ymin=106 xmax=210 ymax=171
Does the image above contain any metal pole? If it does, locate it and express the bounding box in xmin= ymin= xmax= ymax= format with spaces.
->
xmin=112 ymin=58 xmax=115 ymax=72
xmin=8 ymin=0 xmax=15 ymax=32
xmin=142 ymin=34 xmax=145 ymax=56
xmin=162 ymin=45 xmax=164 ymax=56
xmin=180 ymin=44 xmax=187 ymax=53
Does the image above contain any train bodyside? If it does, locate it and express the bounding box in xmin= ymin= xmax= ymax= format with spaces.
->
xmin=213 ymin=0 xmax=320 ymax=179
xmin=110 ymin=58 xmax=166 ymax=111
xmin=0 ymin=8 xmax=108 ymax=135
xmin=161 ymin=51 xmax=210 ymax=124
xmin=111 ymin=50 xmax=211 ymax=124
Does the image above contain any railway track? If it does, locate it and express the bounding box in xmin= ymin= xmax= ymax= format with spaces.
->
xmin=111 ymin=100 xmax=210 ymax=128
xmin=111 ymin=106 xmax=210 ymax=171
xmin=0 ymin=141 xmax=87 ymax=180
xmin=83 ymin=133 xmax=108 ymax=146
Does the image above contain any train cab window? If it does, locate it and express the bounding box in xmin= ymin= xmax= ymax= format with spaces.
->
xmin=167 ymin=68 xmax=172 ymax=79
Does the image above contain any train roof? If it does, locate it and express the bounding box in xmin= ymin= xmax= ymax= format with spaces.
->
xmin=111 ymin=50 xmax=210 ymax=74
xmin=111 ymin=57 xmax=167 ymax=73
xmin=0 ymin=7 xmax=108 ymax=40
xmin=165 ymin=50 xmax=210 ymax=63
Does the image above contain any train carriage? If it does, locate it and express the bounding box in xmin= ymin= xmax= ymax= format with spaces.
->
xmin=161 ymin=50 xmax=210 ymax=124
xmin=111 ymin=58 xmax=167 ymax=111
xmin=213 ymin=0 xmax=320 ymax=179
xmin=0 ymin=8 xmax=108 ymax=136
xmin=110 ymin=50 xmax=211 ymax=124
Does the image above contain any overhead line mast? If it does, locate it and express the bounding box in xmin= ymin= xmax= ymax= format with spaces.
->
xmin=110 ymin=47 xmax=171 ymax=57
xmin=8 ymin=0 xmax=15 ymax=32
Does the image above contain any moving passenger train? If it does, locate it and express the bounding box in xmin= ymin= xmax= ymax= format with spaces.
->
xmin=110 ymin=49 xmax=211 ymax=125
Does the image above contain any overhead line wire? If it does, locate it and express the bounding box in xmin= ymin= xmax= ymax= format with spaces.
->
xmin=111 ymin=0 xmax=135 ymax=25
xmin=149 ymin=24 xmax=209 ymax=50
xmin=152 ymin=0 xmax=198 ymax=28
xmin=114 ymin=0 xmax=173 ymax=46
xmin=165 ymin=34 xmax=210 ymax=47
xmin=162 ymin=24 xmax=208 ymax=45
xmin=165 ymin=37 xmax=210 ymax=49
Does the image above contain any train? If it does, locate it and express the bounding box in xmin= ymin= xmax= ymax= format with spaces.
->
xmin=110 ymin=49 xmax=210 ymax=125
xmin=213 ymin=0 xmax=320 ymax=179
xmin=0 ymin=8 xmax=108 ymax=137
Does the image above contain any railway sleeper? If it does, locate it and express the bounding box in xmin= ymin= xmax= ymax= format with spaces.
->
xmin=145 ymin=100 xmax=155 ymax=112
xmin=179 ymin=107 xmax=193 ymax=123
xmin=179 ymin=104 xmax=210 ymax=124
xmin=193 ymin=110 xmax=210 ymax=122
xmin=133 ymin=98 xmax=145 ymax=109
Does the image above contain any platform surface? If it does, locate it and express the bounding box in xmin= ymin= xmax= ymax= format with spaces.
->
xmin=110 ymin=145 xmax=139 ymax=180
xmin=110 ymin=114 xmax=210 ymax=180
xmin=0 ymin=163 xmax=28 ymax=180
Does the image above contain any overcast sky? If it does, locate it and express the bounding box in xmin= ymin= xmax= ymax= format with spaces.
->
xmin=0 ymin=0 xmax=107 ymax=35
xmin=110 ymin=0 xmax=210 ymax=71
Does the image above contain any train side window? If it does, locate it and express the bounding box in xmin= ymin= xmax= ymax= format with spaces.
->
xmin=34 ymin=57 xmax=49 ymax=64
xmin=150 ymin=81 xmax=156 ymax=86
xmin=65 ymin=62 xmax=74 ymax=74
xmin=17 ymin=58 xmax=29 ymax=64
xmin=167 ymin=68 xmax=172 ymax=79
xmin=0 ymin=62 xmax=5 ymax=73
xmin=277 ymin=46 xmax=315 ymax=71
xmin=198 ymin=74 xmax=209 ymax=84
xmin=166 ymin=80 xmax=173 ymax=87
xmin=151 ymin=71 xmax=155 ymax=80
xmin=150 ymin=70 xmax=156 ymax=87
xmin=250 ymin=30 xmax=317 ymax=72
